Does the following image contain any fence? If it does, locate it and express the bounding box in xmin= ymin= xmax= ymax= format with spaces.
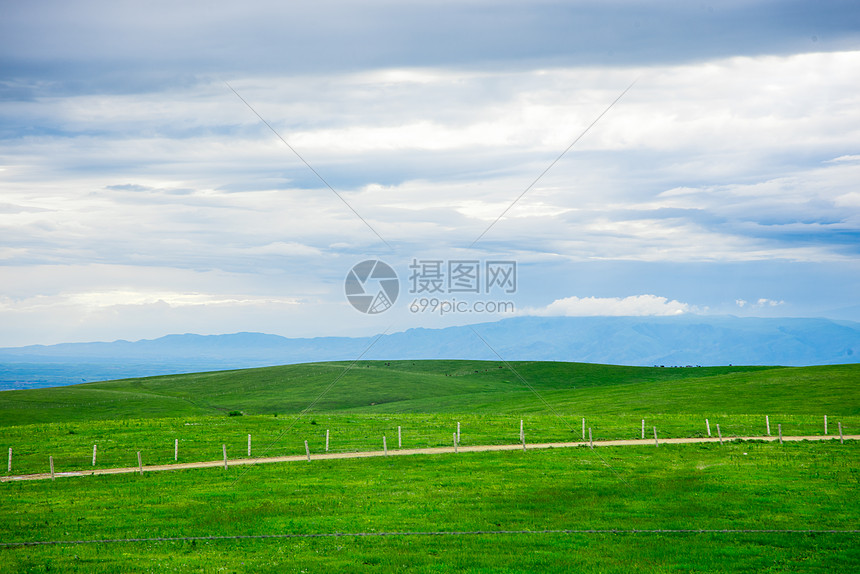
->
xmin=2 ymin=414 xmax=855 ymax=478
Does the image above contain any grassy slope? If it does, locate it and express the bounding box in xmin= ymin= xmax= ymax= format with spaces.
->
xmin=2 ymin=361 xmax=858 ymax=427
xmin=1 ymin=361 xmax=858 ymax=572
xmin=2 ymin=442 xmax=858 ymax=573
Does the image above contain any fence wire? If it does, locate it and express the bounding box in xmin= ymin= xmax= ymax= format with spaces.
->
xmin=3 ymin=528 xmax=858 ymax=548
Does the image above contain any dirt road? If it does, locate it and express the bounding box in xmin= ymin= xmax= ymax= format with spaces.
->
xmin=3 ymin=434 xmax=855 ymax=483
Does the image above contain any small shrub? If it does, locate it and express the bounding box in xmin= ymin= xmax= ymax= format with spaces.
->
xmin=228 ymin=411 xmax=243 ymax=417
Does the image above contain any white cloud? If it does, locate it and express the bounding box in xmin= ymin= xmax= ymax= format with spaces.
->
xmin=65 ymin=290 xmax=303 ymax=309
xmin=825 ymin=155 xmax=860 ymax=164
xmin=2 ymin=43 xmax=860 ymax=344
xmin=735 ymin=298 xmax=785 ymax=309
xmin=523 ymin=294 xmax=691 ymax=317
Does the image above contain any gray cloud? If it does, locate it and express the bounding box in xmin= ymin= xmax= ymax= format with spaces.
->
xmin=2 ymin=0 xmax=859 ymax=96
xmin=1 ymin=3 xmax=859 ymax=345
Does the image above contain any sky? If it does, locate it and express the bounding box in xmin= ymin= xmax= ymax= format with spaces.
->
xmin=1 ymin=0 xmax=859 ymax=347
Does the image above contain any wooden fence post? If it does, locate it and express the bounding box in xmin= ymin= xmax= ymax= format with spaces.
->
xmin=582 ymin=418 xmax=586 ymax=441
xmin=653 ymin=426 xmax=658 ymax=447
xmin=248 ymin=434 xmax=251 ymax=457
xmin=325 ymin=429 xmax=330 ymax=452
xmin=778 ymin=424 xmax=783 ymax=445
xmin=641 ymin=419 xmax=645 ymax=439
xmin=137 ymin=451 xmax=143 ymax=475
xmin=50 ymin=456 xmax=54 ymax=481
xmin=174 ymin=438 xmax=178 ymax=461
xmin=455 ymin=433 xmax=459 ymax=453
xmin=222 ymin=444 xmax=227 ymax=470
xmin=838 ymin=422 xmax=844 ymax=444
xmin=520 ymin=419 xmax=524 ymax=443
xmin=457 ymin=422 xmax=461 ymax=444
xmin=383 ymin=436 xmax=388 ymax=456
xmin=706 ymin=419 xmax=711 ymax=437
xmin=305 ymin=440 xmax=310 ymax=461
xmin=766 ymin=415 xmax=771 ymax=436
xmin=92 ymin=444 xmax=97 ymax=466
xmin=398 ymin=426 xmax=402 ymax=448
xmin=716 ymin=423 xmax=722 ymax=445
xmin=7 ymin=447 xmax=11 ymax=472
xmin=589 ymin=427 xmax=593 ymax=449
xmin=824 ymin=415 xmax=828 ymax=436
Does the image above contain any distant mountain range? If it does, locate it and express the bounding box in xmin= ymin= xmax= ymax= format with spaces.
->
xmin=1 ymin=315 xmax=859 ymax=390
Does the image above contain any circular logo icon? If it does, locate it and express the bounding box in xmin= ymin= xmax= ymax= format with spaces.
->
xmin=345 ymin=260 xmax=399 ymax=314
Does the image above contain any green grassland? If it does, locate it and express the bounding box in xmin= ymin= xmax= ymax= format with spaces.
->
xmin=3 ymin=361 xmax=858 ymax=424
xmin=1 ymin=360 xmax=858 ymax=572
xmin=2 ymin=442 xmax=858 ymax=573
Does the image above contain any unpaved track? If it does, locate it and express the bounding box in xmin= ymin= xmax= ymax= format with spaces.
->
xmin=3 ymin=434 xmax=856 ymax=483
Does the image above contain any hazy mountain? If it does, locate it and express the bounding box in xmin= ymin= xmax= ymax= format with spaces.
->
xmin=1 ymin=315 xmax=858 ymax=390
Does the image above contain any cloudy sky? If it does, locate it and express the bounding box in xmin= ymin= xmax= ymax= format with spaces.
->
xmin=1 ymin=0 xmax=859 ymax=346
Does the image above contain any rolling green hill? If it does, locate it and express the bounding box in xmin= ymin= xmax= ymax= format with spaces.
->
xmin=2 ymin=360 xmax=859 ymax=573
xmin=2 ymin=360 xmax=858 ymax=427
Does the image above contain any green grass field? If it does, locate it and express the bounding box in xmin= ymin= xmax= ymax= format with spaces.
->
xmin=3 ymin=361 xmax=858 ymax=424
xmin=1 ymin=360 xmax=858 ymax=572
